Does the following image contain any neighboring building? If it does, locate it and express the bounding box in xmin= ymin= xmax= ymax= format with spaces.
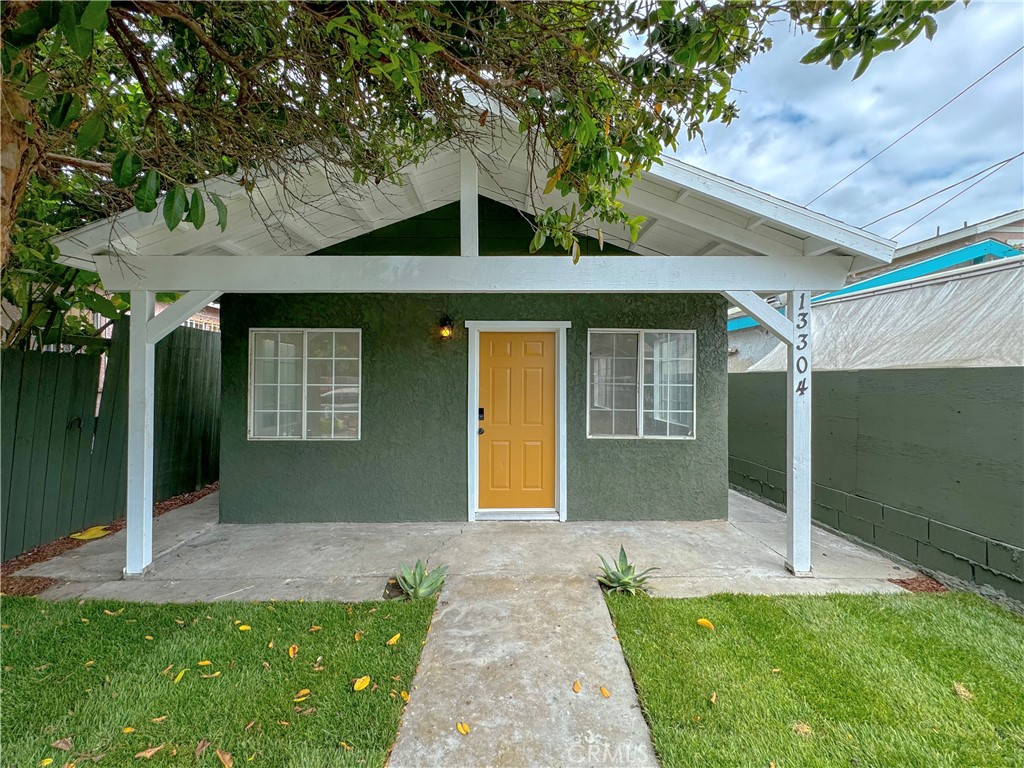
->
xmin=728 ymin=221 xmax=1023 ymax=371
xmin=55 ymin=144 xmax=896 ymax=577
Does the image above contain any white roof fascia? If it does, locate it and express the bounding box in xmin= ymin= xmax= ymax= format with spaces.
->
xmin=656 ymin=157 xmax=895 ymax=264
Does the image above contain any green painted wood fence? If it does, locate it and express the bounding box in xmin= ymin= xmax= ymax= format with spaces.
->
xmin=1 ymin=321 xmax=220 ymax=560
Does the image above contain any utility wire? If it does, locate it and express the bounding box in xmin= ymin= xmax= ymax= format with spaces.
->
xmin=806 ymin=44 xmax=1024 ymax=206
xmin=864 ymin=152 xmax=1024 ymax=227
xmin=889 ymin=154 xmax=1022 ymax=240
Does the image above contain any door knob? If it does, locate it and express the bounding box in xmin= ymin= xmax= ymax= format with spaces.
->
xmin=478 ymin=427 xmax=485 ymax=435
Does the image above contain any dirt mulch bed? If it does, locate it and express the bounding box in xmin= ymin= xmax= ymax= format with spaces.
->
xmin=890 ymin=575 xmax=949 ymax=593
xmin=0 ymin=482 xmax=219 ymax=596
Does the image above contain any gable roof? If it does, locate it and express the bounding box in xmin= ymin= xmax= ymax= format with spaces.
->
xmin=53 ymin=139 xmax=894 ymax=274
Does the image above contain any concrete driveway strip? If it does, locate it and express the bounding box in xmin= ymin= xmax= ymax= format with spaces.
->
xmin=388 ymin=574 xmax=657 ymax=768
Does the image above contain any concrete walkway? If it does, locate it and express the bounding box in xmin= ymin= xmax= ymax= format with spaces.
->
xmin=389 ymin=575 xmax=657 ymax=768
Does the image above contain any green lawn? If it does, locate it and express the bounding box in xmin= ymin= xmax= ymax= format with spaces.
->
xmin=606 ymin=592 xmax=1024 ymax=768
xmin=1 ymin=596 xmax=435 ymax=767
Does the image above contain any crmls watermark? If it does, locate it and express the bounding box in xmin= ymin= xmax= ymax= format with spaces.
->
xmin=566 ymin=733 xmax=651 ymax=765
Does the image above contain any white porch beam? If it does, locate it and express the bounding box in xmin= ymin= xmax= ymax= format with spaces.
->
xmin=460 ymin=148 xmax=479 ymax=256
xmin=147 ymin=290 xmax=223 ymax=344
xmin=94 ymin=253 xmax=855 ymax=293
xmin=721 ymin=291 xmax=793 ymax=343
xmin=786 ymin=290 xmax=813 ymax=576
xmin=126 ymin=290 xmax=156 ymax=575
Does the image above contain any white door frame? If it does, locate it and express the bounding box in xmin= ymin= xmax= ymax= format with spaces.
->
xmin=466 ymin=320 xmax=570 ymax=522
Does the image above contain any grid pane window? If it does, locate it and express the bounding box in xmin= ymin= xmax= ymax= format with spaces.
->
xmin=588 ymin=329 xmax=695 ymax=439
xmin=250 ymin=329 xmax=361 ymax=440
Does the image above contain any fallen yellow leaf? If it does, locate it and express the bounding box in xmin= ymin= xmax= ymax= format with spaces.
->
xmin=201 ymin=671 xmax=221 ymax=679
xmin=400 ymin=690 xmax=410 ymax=703
xmin=697 ymin=618 xmax=715 ymax=631
xmin=954 ymin=682 xmax=974 ymax=701
xmin=293 ymin=696 xmax=308 ymax=703
xmin=215 ymin=748 xmax=234 ymax=767
xmin=353 ymin=631 xmax=363 ymax=642
xmin=710 ymin=692 xmax=718 ymax=705
xmin=288 ymin=644 xmax=299 ymax=659
xmin=572 ymin=680 xmax=581 ymax=694
xmin=151 ymin=716 xmax=167 ymax=723
xmin=234 ymin=620 xmax=241 ymax=625
xmin=247 ymin=754 xmax=255 ymax=762
xmin=103 ymin=609 xmax=120 ymax=616
xmin=38 ymin=759 xmax=54 ymax=767
xmin=197 ymin=660 xmax=212 ymax=666
xmin=173 ymin=669 xmax=187 ymax=684
xmin=134 ymin=744 xmax=164 ymax=759
xmin=70 ymin=525 xmax=110 ymax=540
xmin=83 ymin=660 xmax=95 ymax=668
xmin=144 ymin=636 xmax=154 ymax=641
xmin=160 ymin=664 xmax=173 ymax=676
xmin=456 ymin=722 xmax=470 ymax=735
xmin=80 ymin=618 xmax=89 ymax=624
xmin=295 ymin=688 xmax=311 ymax=697
xmin=600 ymin=686 xmax=611 ymax=698
xmin=386 ymin=633 xmax=400 ymax=646
xmin=353 ymin=676 xmax=371 ymax=691
xmin=238 ymin=625 xmax=251 ymax=632
xmin=123 ymin=727 xmax=135 ymax=734
xmin=771 ymin=668 xmax=781 ymax=674
xmin=339 ymin=742 xmax=352 ymax=751
xmin=309 ymin=625 xmax=321 ymax=633
xmin=267 ymin=641 xmax=274 ymax=649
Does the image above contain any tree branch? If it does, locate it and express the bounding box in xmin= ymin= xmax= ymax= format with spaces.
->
xmin=44 ymin=154 xmax=112 ymax=175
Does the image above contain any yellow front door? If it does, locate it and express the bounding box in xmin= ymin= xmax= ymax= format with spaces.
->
xmin=478 ymin=332 xmax=556 ymax=510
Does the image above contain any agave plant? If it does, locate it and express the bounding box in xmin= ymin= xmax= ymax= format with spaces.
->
xmin=395 ymin=559 xmax=449 ymax=600
xmin=597 ymin=545 xmax=658 ymax=595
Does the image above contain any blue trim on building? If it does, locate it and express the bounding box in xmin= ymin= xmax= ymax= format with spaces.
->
xmin=727 ymin=239 xmax=1022 ymax=332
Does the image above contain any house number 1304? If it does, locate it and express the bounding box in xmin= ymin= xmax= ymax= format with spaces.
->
xmin=794 ymin=293 xmax=809 ymax=396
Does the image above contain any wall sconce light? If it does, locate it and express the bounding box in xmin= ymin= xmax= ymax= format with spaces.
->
xmin=439 ymin=314 xmax=454 ymax=341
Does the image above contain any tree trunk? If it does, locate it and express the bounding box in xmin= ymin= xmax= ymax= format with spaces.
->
xmin=1 ymin=1 xmax=41 ymax=271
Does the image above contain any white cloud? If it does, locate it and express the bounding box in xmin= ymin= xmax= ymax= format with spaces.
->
xmin=672 ymin=1 xmax=1024 ymax=246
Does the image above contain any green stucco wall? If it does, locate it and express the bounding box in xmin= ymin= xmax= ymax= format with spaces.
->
xmin=728 ymin=369 xmax=1024 ymax=600
xmin=220 ymin=293 xmax=728 ymax=523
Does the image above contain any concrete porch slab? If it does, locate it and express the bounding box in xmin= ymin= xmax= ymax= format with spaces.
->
xmin=25 ymin=490 xmax=916 ymax=602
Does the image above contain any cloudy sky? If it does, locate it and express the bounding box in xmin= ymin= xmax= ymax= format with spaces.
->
xmin=671 ymin=1 xmax=1024 ymax=247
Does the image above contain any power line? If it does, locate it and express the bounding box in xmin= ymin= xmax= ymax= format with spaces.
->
xmin=863 ymin=152 xmax=1024 ymax=227
xmin=889 ymin=154 xmax=1023 ymax=240
xmin=806 ymin=44 xmax=1024 ymax=206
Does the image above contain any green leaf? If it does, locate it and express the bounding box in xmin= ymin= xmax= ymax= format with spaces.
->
xmin=188 ymin=188 xmax=206 ymax=229
xmin=22 ymin=70 xmax=48 ymax=100
xmin=922 ymin=15 xmax=938 ymax=41
xmin=77 ymin=290 xmax=120 ymax=320
xmin=78 ymin=0 xmax=110 ymax=31
xmin=529 ymin=228 xmax=546 ymax=253
xmin=60 ymin=2 xmax=93 ymax=58
xmin=134 ymin=170 xmax=160 ymax=212
xmin=209 ymin=192 xmax=228 ymax=232
xmin=75 ymin=110 xmax=105 ymax=153
xmin=2 ymin=8 xmax=48 ymax=50
xmin=47 ymin=93 xmax=81 ymax=129
xmin=111 ymin=150 xmax=142 ymax=188
xmin=163 ymin=184 xmax=188 ymax=231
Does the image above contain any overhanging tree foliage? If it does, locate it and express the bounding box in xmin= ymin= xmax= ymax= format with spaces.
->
xmin=1 ymin=0 xmax=953 ymax=348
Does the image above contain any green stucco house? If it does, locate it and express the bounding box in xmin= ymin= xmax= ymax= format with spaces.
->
xmin=54 ymin=145 xmax=896 ymax=576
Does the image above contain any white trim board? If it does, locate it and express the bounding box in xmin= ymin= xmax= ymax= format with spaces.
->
xmin=466 ymin=321 xmax=570 ymax=522
xmin=92 ymin=253 xmax=857 ymax=293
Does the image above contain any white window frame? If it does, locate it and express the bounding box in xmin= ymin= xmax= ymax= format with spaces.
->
xmin=247 ymin=327 xmax=362 ymax=441
xmin=586 ymin=328 xmax=697 ymax=441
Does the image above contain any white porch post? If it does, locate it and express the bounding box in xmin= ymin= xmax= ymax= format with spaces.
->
xmin=460 ymin=148 xmax=479 ymax=257
xmin=126 ymin=290 xmax=156 ymax=575
xmin=786 ymin=290 xmax=813 ymax=575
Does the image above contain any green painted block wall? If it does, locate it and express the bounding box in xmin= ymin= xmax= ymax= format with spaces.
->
xmin=728 ymin=368 xmax=1024 ymax=599
xmin=219 ymin=293 xmax=728 ymax=523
